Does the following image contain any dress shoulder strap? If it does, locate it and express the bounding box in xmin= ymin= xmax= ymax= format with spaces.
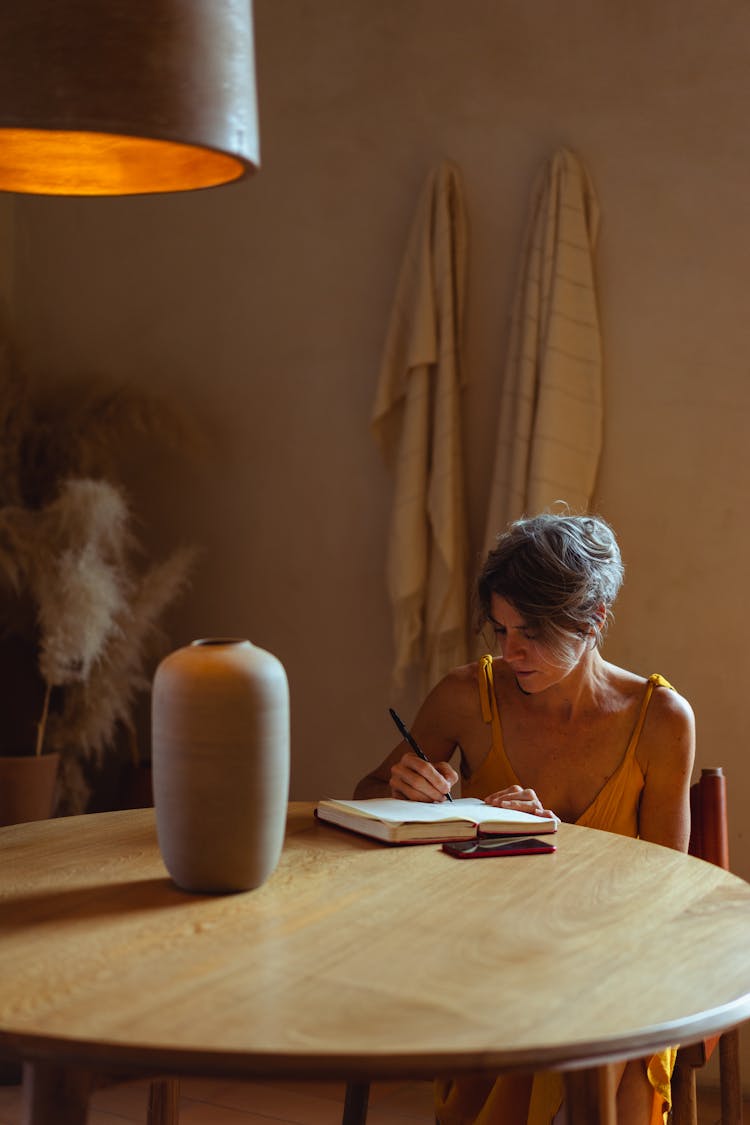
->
xmin=625 ymin=672 xmax=674 ymax=757
xmin=476 ymin=654 xmax=507 ymax=760
xmin=478 ymin=654 xmax=495 ymax=723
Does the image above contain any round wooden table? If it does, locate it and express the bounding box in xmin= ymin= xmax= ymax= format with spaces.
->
xmin=1 ymin=803 xmax=750 ymax=1124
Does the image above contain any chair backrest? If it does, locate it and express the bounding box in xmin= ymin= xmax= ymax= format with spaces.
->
xmin=688 ymin=767 xmax=729 ymax=870
xmin=678 ymin=768 xmax=741 ymax=1104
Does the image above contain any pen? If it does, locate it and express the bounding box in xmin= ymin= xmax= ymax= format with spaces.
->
xmin=388 ymin=707 xmax=454 ymax=802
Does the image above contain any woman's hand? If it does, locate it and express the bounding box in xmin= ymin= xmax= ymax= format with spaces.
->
xmin=389 ymin=751 xmax=458 ymax=803
xmin=484 ymin=784 xmax=557 ymax=820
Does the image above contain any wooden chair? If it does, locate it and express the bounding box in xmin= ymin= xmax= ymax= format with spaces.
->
xmin=671 ymin=767 xmax=743 ymax=1125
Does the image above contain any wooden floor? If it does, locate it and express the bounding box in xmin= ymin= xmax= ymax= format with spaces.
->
xmin=0 ymin=1076 xmax=745 ymax=1124
xmin=0 ymin=1078 xmax=430 ymax=1125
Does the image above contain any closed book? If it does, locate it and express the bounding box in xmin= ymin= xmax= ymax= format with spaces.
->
xmin=316 ymin=796 xmax=559 ymax=844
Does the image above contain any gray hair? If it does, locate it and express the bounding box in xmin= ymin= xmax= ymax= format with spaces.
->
xmin=476 ymin=513 xmax=624 ymax=660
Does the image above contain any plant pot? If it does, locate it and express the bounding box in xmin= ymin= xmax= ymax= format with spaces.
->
xmin=152 ymin=638 xmax=290 ymax=894
xmin=0 ymin=752 xmax=60 ymax=826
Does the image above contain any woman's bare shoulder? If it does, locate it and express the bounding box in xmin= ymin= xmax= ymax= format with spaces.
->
xmin=599 ymin=663 xmax=694 ymax=775
xmin=414 ymin=660 xmax=485 ymax=729
xmin=628 ymin=671 xmax=695 ymax=772
xmin=645 ymin=675 xmax=695 ymax=731
xmin=598 ymin=664 xmax=693 ymax=736
xmin=598 ymin=661 xmax=646 ymax=691
xmin=607 ymin=663 xmax=692 ymax=714
xmin=426 ymin=660 xmax=481 ymax=701
xmin=600 ymin=663 xmax=687 ymax=704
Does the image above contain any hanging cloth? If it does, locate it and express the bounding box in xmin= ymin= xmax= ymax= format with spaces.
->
xmin=372 ymin=160 xmax=468 ymax=691
xmin=483 ymin=147 xmax=603 ymax=554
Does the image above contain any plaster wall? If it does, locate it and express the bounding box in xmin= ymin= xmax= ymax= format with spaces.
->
xmin=7 ymin=0 xmax=750 ymax=1075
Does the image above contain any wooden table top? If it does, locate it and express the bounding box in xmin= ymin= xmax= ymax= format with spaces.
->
xmin=1 ymin=803 xmax=749 ymax=1081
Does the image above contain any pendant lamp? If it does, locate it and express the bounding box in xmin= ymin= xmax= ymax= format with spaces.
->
xmin=0 ymin=1 xmax=260 ymax=196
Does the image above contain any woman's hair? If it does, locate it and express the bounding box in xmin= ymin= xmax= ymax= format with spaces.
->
xmin=476 ymin=513 xmax=624 ymax=661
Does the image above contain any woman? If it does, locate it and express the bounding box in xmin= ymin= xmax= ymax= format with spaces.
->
xmin=354 ymin=513 xmax=695 ymax=1125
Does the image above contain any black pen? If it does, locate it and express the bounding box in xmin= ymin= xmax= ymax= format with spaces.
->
xmin=388 ymin=707 xmax=454 ymax=802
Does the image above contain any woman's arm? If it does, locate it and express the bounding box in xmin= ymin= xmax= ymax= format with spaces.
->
xmin=637 ymin=686 xmax=696 ymax=851
xmin=352 ymin=669 xmax=471 ymax=801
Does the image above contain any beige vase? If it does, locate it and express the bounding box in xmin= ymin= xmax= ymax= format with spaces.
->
xmin=0 ymin=752 xmax=60 ymax=826
xmin=151 ymin=638 xmax=290 ymax=893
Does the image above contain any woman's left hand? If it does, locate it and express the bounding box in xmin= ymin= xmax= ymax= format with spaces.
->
xmin=484 ymin=784 xmax=557 ymax=820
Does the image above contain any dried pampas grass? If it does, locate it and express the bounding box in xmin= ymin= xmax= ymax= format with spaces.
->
xmin=35 ymin=481 xmax=131 ymax=688
xmin=28 ymin=479 xmax=195 ymax=781
xmin=44 ymin=541 xmax=195 ymax=762
xmin=0 ymin=328 xmax=198 ymax=813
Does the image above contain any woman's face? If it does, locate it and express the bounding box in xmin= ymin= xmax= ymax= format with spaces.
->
xmin=488 ymin=594 xmax=587 ymax=693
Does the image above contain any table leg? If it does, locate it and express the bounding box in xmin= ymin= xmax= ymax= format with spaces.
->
xmin=148 ymin=1078 xmax=181 ymax=1125
xmin=719 ymin=1028 xmax=743 ymax=1125
xmin=564 ymin=1064 xmax=617 ymax=1125
xmin=342 ymin=1080 xmax=370 ymax=1125
xmin=22 ymin=1062 xmax=93 ymax=1125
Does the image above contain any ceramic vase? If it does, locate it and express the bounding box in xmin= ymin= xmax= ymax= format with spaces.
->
xmin=151 ymin=638 xmax=290 ymax=893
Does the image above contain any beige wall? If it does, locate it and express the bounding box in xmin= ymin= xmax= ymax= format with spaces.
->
xmin=7 ymin=0 xmax=750 ymax=1067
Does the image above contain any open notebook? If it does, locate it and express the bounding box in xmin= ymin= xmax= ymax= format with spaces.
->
xmin=316 ymin=797 xmax=559 ymax=844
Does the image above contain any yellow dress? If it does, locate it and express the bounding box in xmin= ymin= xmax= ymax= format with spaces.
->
xmin=434 ymin=657 xmax=676 ymax=1125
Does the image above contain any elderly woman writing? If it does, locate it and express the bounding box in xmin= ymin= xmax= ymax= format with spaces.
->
xmin=355 ymin=513 xmax=695 ymax=1125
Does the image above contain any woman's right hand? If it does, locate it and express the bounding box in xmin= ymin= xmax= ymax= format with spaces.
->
xmin=389 ymin=751 xmax=458 ymax=803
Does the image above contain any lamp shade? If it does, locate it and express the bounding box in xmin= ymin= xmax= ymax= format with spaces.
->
xmin=0 ymin=0 xmax=260 ymax=196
